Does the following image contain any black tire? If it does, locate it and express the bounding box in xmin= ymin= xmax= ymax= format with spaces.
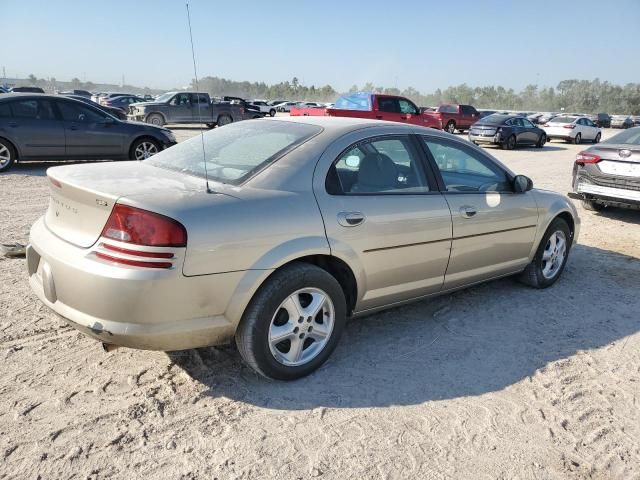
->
xmin=445 ymin=121 xmax=456 ymax=134
xmin=505 ymin=135 xmax=516 ymax=150
xmin=593 ymin=133 xmax=601 ymax=143
xmin=206 ymin=123 xmax=215 ymax=129
xmin=582 ymin=198 xmax=604 ymax=211
xmin=129 ymin=137 xmax=161 ymax=160
xmin=236 ymin=263 xmax=347 ymax=380
xmin=536 ymin=133 xmax=546 ymax=148
xmin=517 ymin=217 xmax=572 ymax=289
xmin=0 ymin=138 xmax=16 ymax=172
xmin=573 ymin=133 xmax=581 ymax=145
xmin=146 ymin=113 xmax=165 ymax=126
xmin=269 ymin=109 xmax=276 ymax=117
xmin=217 ymin=114 xmax=233 ymax=127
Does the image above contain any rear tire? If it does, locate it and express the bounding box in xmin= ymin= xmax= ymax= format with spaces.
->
xmin=206 ymin=123 xmax=215 ymax=129
xmin=146 ymin=113 xmax=165 ymax=126
xmin=0 ymin=138 xmax=16 ymax=172
xmin=217 ymin=114 xmax=232 ymax=127
xmin=235 ymin=263 xmax=347 ymax=380
xmin=505 ymin=135 xmax=516 ymax=150
xmin=269 ymin=109 xmax=276 ymax=117
xmin=573 ymin=133 xmax=581 ymax=145
xmin=517 ymin=218 xmax=571 ymax=289
xmin=582 ymin=198 xmax=604 ymax=211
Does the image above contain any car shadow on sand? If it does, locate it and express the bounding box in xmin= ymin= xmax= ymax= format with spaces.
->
xmin=170 ymin=243 xmax=640 ymax=410
xmin=590 ymin=206 xmax=640 ymax=225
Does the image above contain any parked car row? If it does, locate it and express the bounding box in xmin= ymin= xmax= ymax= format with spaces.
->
xmin=0 ymin=94 xmax=177 ymax=172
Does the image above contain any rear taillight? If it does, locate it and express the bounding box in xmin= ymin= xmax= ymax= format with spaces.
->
xmin=563 ymin=124 xmax=576 ymax=129
xmin=101 ymin=204 xmax=187 ymax=247
xmin=576 ymin=152 xmax=601 ymax=164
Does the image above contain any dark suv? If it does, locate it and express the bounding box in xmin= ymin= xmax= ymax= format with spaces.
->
xmin=595 ymin=113 xmax=611 ymax=128
xmin=0 ymin=94 xmax=177 ymax=172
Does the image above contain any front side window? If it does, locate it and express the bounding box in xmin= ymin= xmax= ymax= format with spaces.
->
xmin=329 ymin=136 xmax=430 ymax=194
xmin=398 ymin=99 xmax=418 ymax=114
xmin=422 ymin=137 xmax=512 ymax=193
xmin=57 ymin=101 xmax=107 ymax=123
xmin=171 ymin=94 xmax=191 ymax=106
xmin=522 ymin=118 xmax=535 ymax=128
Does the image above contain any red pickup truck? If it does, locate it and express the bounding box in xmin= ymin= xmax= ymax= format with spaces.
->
xmin=430 ymin=104 xmax=480 ymax=134
xmin=291 ymin=92 xmax=442 ymax=129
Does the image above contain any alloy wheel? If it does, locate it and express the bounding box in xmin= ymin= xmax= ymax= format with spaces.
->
xmin=541 ymin=230 xmax=567 ymax=279
xmin=0 ymin=144 xmax=10 ymax=168
xmin=268 ymin=288 xmax=335 ymax=367
xmin=134 ymin=141 xmax=158 ymax=160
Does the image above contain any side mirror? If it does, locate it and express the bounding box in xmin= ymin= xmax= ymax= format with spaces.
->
xmin=513 ymin=174 xmax=533 ymax=193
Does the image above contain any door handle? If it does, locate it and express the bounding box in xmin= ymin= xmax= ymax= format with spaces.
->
xmin=337 ymin=211 xmax=365 ymax=227
xmin=69 ymin=125 xmax=78 ymax=131
xmin=459 ymin=206 xmax=477 ymax=218
xmin=8 ymin=122 xmax=17 ymax=128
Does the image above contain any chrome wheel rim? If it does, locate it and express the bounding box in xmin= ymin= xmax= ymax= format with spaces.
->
xmin=447 ymin=123 xmax=455 ymax=133
xmin=268 ymin=288 xmax=335 ymax=367
xmin=149 ymin=116 xmax=162 ymax=125
xmin=0 ymin=144 xmax=10 ymax=167
xmin=134 ymin=141 xmax=158 ymax=160
xmin=542 ymin=230 xmax=567 ymax=279
xmin=595 ymin=134 xmax=601 ymax=143
xmin=575 ymin=134 xmax=581 ymax=144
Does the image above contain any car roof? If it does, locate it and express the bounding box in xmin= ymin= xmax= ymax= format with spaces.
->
xmin=264 ymin=115 xmax=454 ymax=138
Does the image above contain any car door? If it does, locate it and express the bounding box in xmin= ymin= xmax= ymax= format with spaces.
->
xmin=192 ymin=93 xmax=212 ymax=123
xmin=420 ymin=135 xmax=539 ymax=289
xmin=460 ymin=105 xmax=479 ymax=128
xmin=169 ymin=93 xmax=193 ymax=122
xmin=583 ymin=118 xmax=598 ymax=140
xmin=521 ymin=118 xmax=539 ymax=144
xmin=3 ymin=98 xmax=65 ymax=158
xmin=56 ymin=99 xmax=124 ymax=158
xmin=314 ymin=132 xmax=453 ymax=311
xmin=375 ymin=96 xmax=405 ymax=123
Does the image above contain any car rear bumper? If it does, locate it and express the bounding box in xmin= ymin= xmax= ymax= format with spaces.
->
xmin=27 ymin=217 xmax=243 ymax=351
xmin=468 ymin=132 xmax=500 ymax=144
xmin=573 ymin=167 xmax=640 ymax=206
xmin=576 ymin=183 xmax=640 ymax=204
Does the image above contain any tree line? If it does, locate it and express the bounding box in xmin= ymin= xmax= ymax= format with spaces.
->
xmin=8 ymin=73 xmax=640 ymax=114
xmin=196 ymin=76 xmax=640 ymax=115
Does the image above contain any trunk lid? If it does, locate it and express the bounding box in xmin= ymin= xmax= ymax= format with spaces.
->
xmin=589 ymin=144 xmax=640 ymax=178
xmin=44 ymin=161 xmax=212 ymax=248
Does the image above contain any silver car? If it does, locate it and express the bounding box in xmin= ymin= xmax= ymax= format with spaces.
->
xmin=28 ymin=117 xmax=579 ymax=380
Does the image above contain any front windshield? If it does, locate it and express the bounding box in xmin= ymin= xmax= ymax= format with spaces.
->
xmin=155 ymin=92 xmax=176 ymax=103
xmin=147 ymin=120 xmax=322 ymax=185
xmin=602 ymin=128 xmax=640 ymax=145
xmin=334 ymin=93 xmax=372 ymax=111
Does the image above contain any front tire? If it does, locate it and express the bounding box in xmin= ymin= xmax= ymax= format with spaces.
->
xmin=517 ymin=218 xmax=571 ymax=289
xmin=582 ymin=198 xmax=604 ymax=211
xmin=130 ymin=138 xmax=161 ymax=160
xmin=594 ymin=133 xmax=601 ymax=143
xmin=536 ymin=133 xmax=546 ymax=148
xmin=236 ymin=263 xmax=347 ymax=380
xmin=445 ymin=121 xmax=456 ymax=134
xmin=146 ymin=113 xmax=165 ymax=126
xmin=0 ymin=138 xmax=16 ymax=172
xmin=573 ymin=133 xmax=582 ymax=145
xmin=269 ymin=109 xmax=276 ymax=117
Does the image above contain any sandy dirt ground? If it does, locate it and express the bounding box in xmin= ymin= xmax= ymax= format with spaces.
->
xmin=1 ymin=124 xmax=639 ymax=479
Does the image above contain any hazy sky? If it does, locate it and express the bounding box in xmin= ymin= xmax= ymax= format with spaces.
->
xmin=3 ymin=0 xmax=640 ymax=92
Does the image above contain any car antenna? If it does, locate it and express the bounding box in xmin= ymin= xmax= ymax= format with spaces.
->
xmin=186 ymin=2 xmax=213 ymax=194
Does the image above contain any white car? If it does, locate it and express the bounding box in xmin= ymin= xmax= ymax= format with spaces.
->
xmin=275 ymin=101 xmax=300 ymax=112
xmin=543 ymin=116 xmax=602 ymax=144
xmin=248 ymin=101 xmax=276 ymax=117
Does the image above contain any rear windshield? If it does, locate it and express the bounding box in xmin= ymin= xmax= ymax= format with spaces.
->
xmin=478 ymin=114 xmax=508 ymax=124
xmin=334 ymin=93 xmax=372 ymax=111
xmin=147 ymin=120 xmax=322 ymax=185
xmin=549 ymin=116 xmax=576 ymax=123
xmin=602 ymin=128 xmax=640 ymax=145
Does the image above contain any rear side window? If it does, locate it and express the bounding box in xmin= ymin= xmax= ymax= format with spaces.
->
xmin=0 ymin=103 xmax=11 ymax=117
xmin=422 ymin=137 xmax=512 ymax=193
xmin=377 ymin=97 xmax=399 ymax=113
xmin=328 ymin=136 xmax=431 ymax=195
xmin=10 ymin=99 xmax=55 ymax=120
